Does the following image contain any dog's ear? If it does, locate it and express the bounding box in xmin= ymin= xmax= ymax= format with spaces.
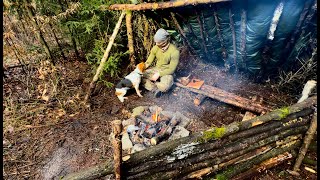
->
xmin=115 ymin=91 xmax=123 ymax=96
xmin=137 ymin=62 xmax=146 ymax=73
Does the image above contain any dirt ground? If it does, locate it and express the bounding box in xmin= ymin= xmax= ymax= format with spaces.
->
xmin=3 ymin=54 xmax=317 ymax=180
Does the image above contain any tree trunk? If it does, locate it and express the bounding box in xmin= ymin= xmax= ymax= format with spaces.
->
xmin=293 ymin=112 xmax=317 ymax=171
xmin=229 ymin=9 xmax=238 ymax=72
xmin=49 ymin=22 xmax=67 ymax=61
xmin=175 ymin=82 xmax=271 ymax=113
xmin=126 ymin=10 xmax=135 ymax=68
xmin=57 ymin=0 xmax=80 ymax=58
xmin=84 ymin=11 xmax=126 ymax=103
xmin=23 ymin=0 xmax=54 ymax=64
xmin=5 ymin=37 xmax=27 ymax=74
xmin=108 ymin=0 xmax=231 ymax=11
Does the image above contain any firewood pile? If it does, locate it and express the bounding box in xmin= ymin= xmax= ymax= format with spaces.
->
xmin=122 ymin=106 xmax=191 ymax=154
xmin=63 ymin=96 xmax=317 ymax=180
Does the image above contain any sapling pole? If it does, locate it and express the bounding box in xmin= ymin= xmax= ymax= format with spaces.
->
xmin=84 ymin=11 xmax=125 ymax=102
xmin=112 ymin=120 xmax=123 ymax=180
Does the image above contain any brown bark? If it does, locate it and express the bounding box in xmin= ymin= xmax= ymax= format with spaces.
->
xmin=84 ymin=11 xmax=125 ymax=102
xmin=126 ymin=10 xmax=135 ymax=68
xmin=214 ymin=139 xmax=302 ymax=179
xmin=108 ymin=0 xmax=231 ymax=11
xmin=175 ymin=82 xmax=271 ymax=113
xmin=112 ymin=120 xmax=123 ymax=180
xmin=229 ymin=9 xmax=238 ymax=72
xmin=232 ymin=152 xmax=295 ymax=180
xmin=170 ymin=12 xmax=196 ymax=55
xmin=293 ymin=112 xmax=317 ymax=171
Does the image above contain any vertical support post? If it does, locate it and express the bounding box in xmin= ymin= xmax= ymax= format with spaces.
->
xmin=229 ymin=9 xmax=238 ymax=72
xmin=112 ymin=120 xmax=123 ymax=180
xmin=240 ymin=9 xmax=247 ymax=69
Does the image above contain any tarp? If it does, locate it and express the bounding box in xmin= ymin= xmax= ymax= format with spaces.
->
xmin=169 ymin=0 xmax=315 ymax=75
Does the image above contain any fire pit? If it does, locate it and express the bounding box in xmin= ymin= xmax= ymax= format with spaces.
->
xmin=122 ymin=106 xmax=191 ymax=154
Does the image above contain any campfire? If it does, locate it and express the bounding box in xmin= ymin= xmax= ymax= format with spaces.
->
xmin=122 ymin=106 xmax=191 ymax=153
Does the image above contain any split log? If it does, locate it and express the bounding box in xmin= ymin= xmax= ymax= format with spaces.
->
xmin=112 ymin=120 xmax=123 ymax=180
xmin=84 ymin=11 xmax=125 ymax=102
xmin=175 ymin=82 xmax=271 ymax=113
xmin=232 ymin=151 xmax=296 ymax=180
xmin=293 ymin=111 xmax=317 ymax=172
xmin=108 ymin=0 xmax=231 ymax=11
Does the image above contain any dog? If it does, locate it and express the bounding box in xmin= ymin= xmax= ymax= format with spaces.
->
xmin=115 ymin=62 xmax=146 ymax=102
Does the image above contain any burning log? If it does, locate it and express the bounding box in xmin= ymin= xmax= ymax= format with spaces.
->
xmin=151 ymin=117 xmax=181 ymax=145
xmin=175 ymin=82 xmax=271 ymax=113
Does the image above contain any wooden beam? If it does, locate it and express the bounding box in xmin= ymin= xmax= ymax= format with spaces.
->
xmin=175 ymin=82 xmax=271 ymax=114
xmin=108 ymin=0 xmax=231 ymax=11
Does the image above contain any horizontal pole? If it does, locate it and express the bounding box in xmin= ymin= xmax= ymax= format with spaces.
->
xmin=108 ymin=0 xmax=230 ymax=11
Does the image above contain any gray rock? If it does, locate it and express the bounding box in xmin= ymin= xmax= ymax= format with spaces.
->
xmin=131 ymin=144 xmax=146 ymax=154
xmin=122 ymin=117 xmax=136 ymax=127
xmin=122 ymin=132 xmax=133 ymax=150
xmin=132 ymin=106 xmax=148 ymax=117
xmin=169 ymin=126 xmax=190 ymax=140
xmin=175 ymin=111 xmax=191 ymax=128
xmin=160 ymin=111 xmax=175 ymax=119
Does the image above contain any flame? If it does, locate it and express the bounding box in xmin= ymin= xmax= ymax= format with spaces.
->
xmin=151 ymin=109 xmax=161 ymax=122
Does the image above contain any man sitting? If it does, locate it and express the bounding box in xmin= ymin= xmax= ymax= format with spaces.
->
xmin=143 ymin=28 xmax=180 ymax=97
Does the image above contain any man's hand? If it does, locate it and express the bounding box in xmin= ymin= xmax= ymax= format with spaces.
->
xmin=150 ymin=72 xmax=160 ymax=81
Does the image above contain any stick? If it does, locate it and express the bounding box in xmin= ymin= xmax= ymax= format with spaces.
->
xmin=112 ymin=120 xmax=123 ymax=180
xmin=292 ymin=111 xmax=317 ymax=172
xmin=84 ymin=11 xmax=125 ymax=102
xmin=229 ymin=8 xmax=238 ymax=72
xmin=108 ymin=0 xmax=231 ymax=11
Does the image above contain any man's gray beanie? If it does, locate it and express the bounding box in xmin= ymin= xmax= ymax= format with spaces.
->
xmin=154 ymin=28 xmax=169 ymax=43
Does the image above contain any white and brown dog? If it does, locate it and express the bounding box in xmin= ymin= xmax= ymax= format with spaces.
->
xmin=115 ymin=62 xmax=146 ymax=102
